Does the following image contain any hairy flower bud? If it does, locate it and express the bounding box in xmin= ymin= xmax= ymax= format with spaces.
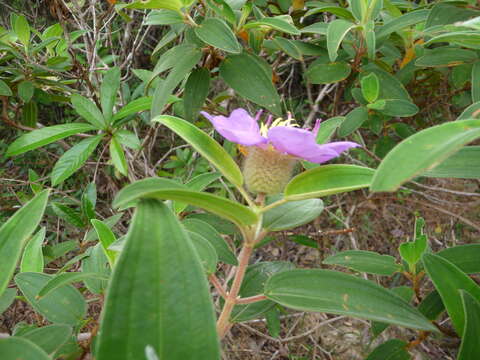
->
xmin=243 ymin=146 xmax=297 ymax=195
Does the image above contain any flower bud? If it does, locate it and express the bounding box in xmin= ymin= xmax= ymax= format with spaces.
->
xmin=243 ymin=146 xmax=297 ymax=195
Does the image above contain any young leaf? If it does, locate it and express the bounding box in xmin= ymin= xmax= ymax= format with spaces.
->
xmin=265 ymin=269 xmax=437 ymax=331
xmin=13 ymin=15 xmax=30 ymax=48
xmin=153 ymin=115 xmax=243 ymax=187
xmin=0 ymin=190 xmax=49 ymax=297
xmin=51 ymin=134 xmax=104 ymax=186
xmin=6 ymin=123 xmax=96 ymax=156
xmin=371 ymin=119 xmax=480 ymax=192
xmin=361 ymin=73 xmax=380 ymax=103
xmin=96 ymin=200 xmax=220 ymax=360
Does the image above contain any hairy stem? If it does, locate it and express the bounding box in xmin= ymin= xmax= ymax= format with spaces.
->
xmin=216 ymin=244 xmax=254 ymax=338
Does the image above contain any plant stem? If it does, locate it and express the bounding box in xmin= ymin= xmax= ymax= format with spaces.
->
xmin=209 ymin=274 xmax=228 ymax=300
xmin=236 ymin=294 xmax=267 ymax=305
xmin=216 ymin=244 xmax=254 ymax=338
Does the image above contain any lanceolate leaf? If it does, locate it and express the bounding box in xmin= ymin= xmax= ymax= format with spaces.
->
xmin=263 ymin=197 xmax=324 ymax=231
xmin=327 ymin=19 xmax=356 ymax=62
xmin=6 ymin=123 xmax=96 ymax=157
xmin=96 ymin=200 xmax=220 ymax=360
xmin=423 ymin=146 xmax=480 ymax=179
xmin=101 ymin=67 xmax=121 ymax=122
xmin=0 ymin=190 xmax=49 ymax=297
xmin=113 ymin=178 xmax=258 ymax=227
xmin=91 ymin=219 xmax=117 ymax=267
xmin=51 ymin=134 xmax=104 ymax=186
xmin=265 ymin=269 xmax=437 ymax=332
xmin=194 ymin=18 xmax=241 ymax=53
xmin=422 ymin=253 xmax=480 ymax=335
xmin=458 ymin=291 xmax=480 ymax=360
xmin=284 ymin=165 xmax=374 ymax=201
xmin=153 ymin=115 xmax=243 ymax=187
xmin=437 ymin=244 xmax=480 ymax=274
xmin=37 ymin=272 xmax=109 ymax=299
xmin=20 ymin=227 xmax=46 ymax=273
xmin=323 ymin=250 xmax=400 ymax=276
xmin=71 ymin=94 xmax=106 ymax=130
xmin=371 ymin=119 xmax=480 ymax=192
xmin=109 ymin=136 xmax=128 ymax=176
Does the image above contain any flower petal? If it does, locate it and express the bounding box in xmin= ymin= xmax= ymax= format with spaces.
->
xmin=200 ymin=108 xmax=266 ymax=146
xmin=267 ymin=126 xmax=360 ymax=163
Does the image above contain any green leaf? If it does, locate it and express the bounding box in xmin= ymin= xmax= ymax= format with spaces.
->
xmin=81 ymin=183 xmax=97 ymax=220
xmin=399 ymin=235 xmax=427 ymax=268
xmin=365 ymin=339 xmax=410 ymax=360
xmin=187 ymin=231 xmax=218 ymax=274
xmin=323 ymin=250 xmax=400 ymax=276
xmin=361 ymin=64 xmax=411 ymax=101
xmin=21 ymin=324 xmax=72 ymax=355
xmin=184 ymin=68 xmax=210 ymax=122
xmin=37 ymin=272 xmax=108 ymax=299
xmin=82 ymin=244 xmax=110 ymax=295
xmin=458 ymin=101 xmax=480 ymax=120
xmin=182 ymin=218 xmax=237 ymax=265
xmin=306 ymin=5 xmax=355 ymax=21
xmin=273 ymin=37 xmax=302 ymax=60
xmin=370 ymin=119 xmax=480 ymax=192
xmin=425 ymin=31 xmax=480 ymax=50
xmin=326 ymin=19 xmax=356 ymax=62
xmin=151 ymin=46 xmax=201 ymax=118
xmin=96 ymin=200 xmax=220 ymax=360
xmin=22 ymin=101 xmax=38 ymax=127
xmin=14 ymin=15 xmax=30 ymax=48
xmin=0 ymin=337 xmax=50 ymax=360
xmin=263 ymin=197 xmax=324 ymax=231
xmin=0 ymin=190 xmax=49 ymax=297
xmin=195 ymin=18 xmax=241 ymax=53
xmin=20 ymin=227 xmax=45 ymax=273
xmin=423 ymin=146 xmax=480 ymax=179
xmin=116 ymin=0 xmax=183 ymax=12
xmin=109 ymin=136 xmax=128 ymax=176
xmin=305 ymin=62 xmax=351 ymax=84
xmin=153 ymin=115 xmax=243 ymax=187
xmin=6 ymin=123 xmax=96 ymax=156
xmin=415 ymin=48 xmax=477 ymax=68
xmin=231 ymin=261 xmax=295 ymax=322
xmin=219 ymin=53 xmax=282 ymax=115
xmin=0 ymin=288 xmax=16 ymax=314
xmin=15 ymin=272 xmax=87 ymax=325
xmin=101 ymin=67 xmax=121 ymax=122
xmin=285 ymin=165 xmax=375 ymax=201
xmin=145 ymin=9 xmax=184 ymax=25
xmin=51 ymin=203 xmax=86 ymax=228
xmin=472 ymin=62 xmax=480 ymax=103
xmin=245 ymin=16 xmax=301 ymax=35
xmin=437 ymin=244 xmax=480 ymax=274
xmin=316 ymin=116 xmax=344 ymax=144
xmin=458 ymin=291 xmax=480 ymax=360
xmin=422 ymin=253 xmax=480 ymax=335
xmin=376 ymin=9 xmax=430 ymax=40
xmin=51 ymin=134 xmax=104 ymax=185
xmin=361 ymin=73 xmax=380 ymax=103
xmin=112 ymin=96 xmax=152 ymax=123
xmin=71 ymin=94 xmax=106 ymax=129
xmin=174 ymin=172 xmax=221 ymax=213
xmin=265 ymin=269 xmax=437 ymax=331
xmin=91 ymin=219 xmax=117 ymax=267
xmin=18 ymin=80 xmax=34 ymax=103
xmin=338 ymin=106 xmax=369 ymax=137
xmin=113 ymin=178 xmax=258 ymax=227
xmin=418 ymin=290 xmax=445 ymax=321
xmin=368 ymin=99 xmax=419 ymax=117
xmin=0 ymin=79 xmax=12 ymax=96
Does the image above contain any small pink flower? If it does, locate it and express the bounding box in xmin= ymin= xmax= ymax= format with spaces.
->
xmin=201 ymin=108 xmax=359 ymax=164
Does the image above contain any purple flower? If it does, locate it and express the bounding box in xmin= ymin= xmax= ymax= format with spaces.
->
xmin=201 ymin=108 xmax=359 ymax=164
